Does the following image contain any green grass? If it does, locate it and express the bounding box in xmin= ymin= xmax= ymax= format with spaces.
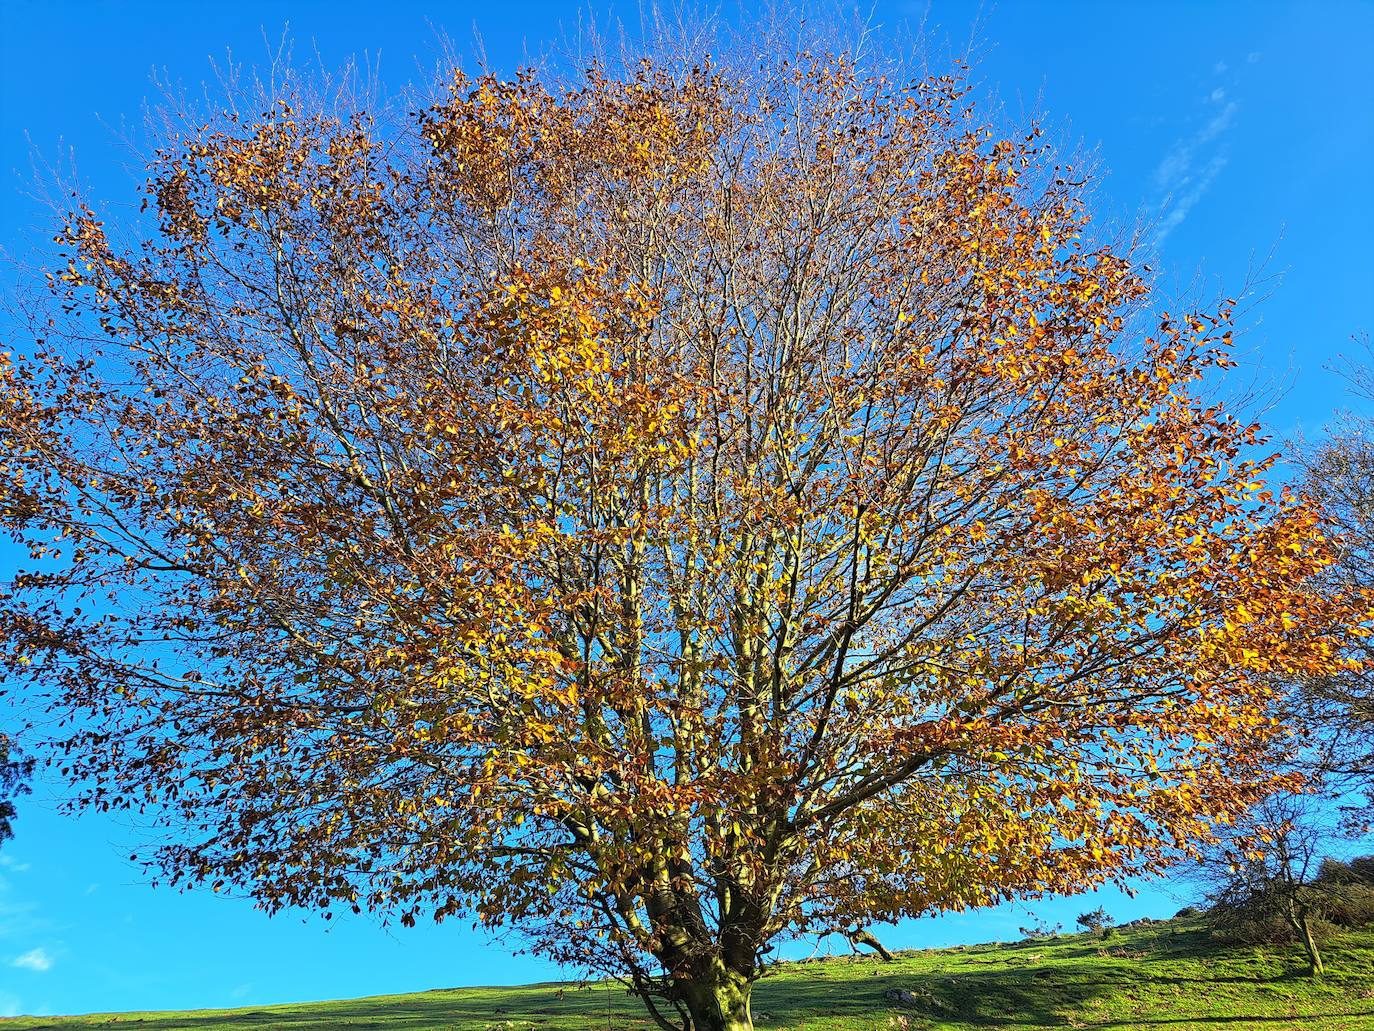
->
xmin=5 ymin=919 xmax=1374 ymax=1030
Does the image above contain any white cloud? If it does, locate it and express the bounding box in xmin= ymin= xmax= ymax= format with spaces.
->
xmin=1148 ymin=95 xmax=1238 ymax=247
xmin=0 ymin=859 xmax=49 ymax=952
xmin=1152 ymin=154 xmax=1229 ymax=244
xmin=1199 ymin=102 xmax=1237 ymax=142
xmin=12 ymin=948 xmax=52 ymax=973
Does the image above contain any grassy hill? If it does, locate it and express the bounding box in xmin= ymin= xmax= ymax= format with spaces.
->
xmin=5 ymin=918 xmax=1373 ymax=1030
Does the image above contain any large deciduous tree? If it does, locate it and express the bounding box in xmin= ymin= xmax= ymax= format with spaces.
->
xmin=0 ymin=50 xmax=1364 ymax=1030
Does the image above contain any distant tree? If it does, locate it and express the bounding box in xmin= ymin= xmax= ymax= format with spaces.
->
xmin=1075 ymin=907 xmax=1112 ymax=933
xmin=0 ymin=41 xmax=1364 ymax=1031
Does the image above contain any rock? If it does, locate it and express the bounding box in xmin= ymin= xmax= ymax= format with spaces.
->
xmin=884 ymin=988 xmax=922 ymax=1008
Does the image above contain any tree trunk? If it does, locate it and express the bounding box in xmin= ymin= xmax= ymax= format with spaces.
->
xmin=677 ymin=961 xmax=754 ymax=1031
xmin=1297 ymin=912 xmax=1324 ymax=977
xmin=1286 ymin=901 xmax=1324 ymax=977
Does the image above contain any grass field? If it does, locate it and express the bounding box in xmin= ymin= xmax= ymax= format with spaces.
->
xmin=4 ymin=918 xmax=1373 ymax=1030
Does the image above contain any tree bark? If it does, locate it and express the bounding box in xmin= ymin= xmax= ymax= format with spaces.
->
xmin=677 ymin=960 xmax=754 ymax=1031
xmin=1297 ymin=912 xmax=1324 ymax=977
xmin=1287 ymin=902 xmax=1324 ymax=977
xmin=846 ymin=926 xmax=895 ymax=962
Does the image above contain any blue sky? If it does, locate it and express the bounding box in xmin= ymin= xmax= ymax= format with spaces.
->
xmin=1 ymin=0 xmax=1372 ymax=1019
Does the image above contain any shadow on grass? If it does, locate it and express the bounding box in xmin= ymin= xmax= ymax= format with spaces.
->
xmin=0 ymin=966 xmax=1115 ymax=1031
xmin=753 ymin=945 xmax=1374 ymax=1030
xmin=1088 ymin=1017 xmax=1374 ymax=1028
xmin=2 ymin=983 xmax=659 ymax=1031
xmin=752 ymin=962 xmax=1118 ymax=1028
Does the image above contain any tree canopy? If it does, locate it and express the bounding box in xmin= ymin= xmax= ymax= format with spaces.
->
xmin=1292 ymin=342 xmax=1374 ymax=814
xmin=0 ymin=49 xmax=1364 ymax=1031
xmin=0 ymin=732 xmax=28 ymax=846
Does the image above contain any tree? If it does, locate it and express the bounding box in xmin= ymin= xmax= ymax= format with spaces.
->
xmin=1075 ymin=907 xmax=1112 ymax=934
xmin=0 ymin=47 xmax=1363 ymax=1030
xmin=1 ymin=349 xmax=40 ymax=849
xmin=1198 ymin=792 xmax=1372 ymax=976
xmin=1293 ymin=339 xmax=1374 ymax=814
xmin=0 ymin=733 xmax=29 ymax=846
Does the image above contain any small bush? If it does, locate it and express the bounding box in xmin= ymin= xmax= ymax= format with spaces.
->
xmin=1100 ymin=926 xmax=1116 ymax=939
xmin=1175 ymin=906 xmax=1201 ymax=918
xmin=1317 ymin=859 xmax=1358 ymax=885
xmin=1214 ymin=911 xmax=1341 ymax=947
xmin=1017 ymin=918 xmax=1062 ymax=942
xmin=1322 ymin=883 xmax=1374 ymax=928
xmin=1349 ymin=856 xmax=1374 ymax=884
xmin=1207 ymin=878 xmax=1374 ymax=946
xmin=1317 ymin=856 xmax=1374 ymax=888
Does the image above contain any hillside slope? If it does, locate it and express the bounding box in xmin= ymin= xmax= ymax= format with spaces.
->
xmin=5 ymin=919 xmax=1373 ymax=1030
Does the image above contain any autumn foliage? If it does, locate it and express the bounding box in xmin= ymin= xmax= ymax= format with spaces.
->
xmin=0 ymin=51 xmax=1363 ymax=1031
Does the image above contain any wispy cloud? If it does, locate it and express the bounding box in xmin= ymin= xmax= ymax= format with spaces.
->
xmin=0 ymin=868 xmax=47 ymax=944
xmin=1153 ymin=154 xmax=1230 ymax=245
xmin=1148 ymin=76 xmax=1238 ymax=248
xmin=12 ymin=947 xmax=53 ymax=973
